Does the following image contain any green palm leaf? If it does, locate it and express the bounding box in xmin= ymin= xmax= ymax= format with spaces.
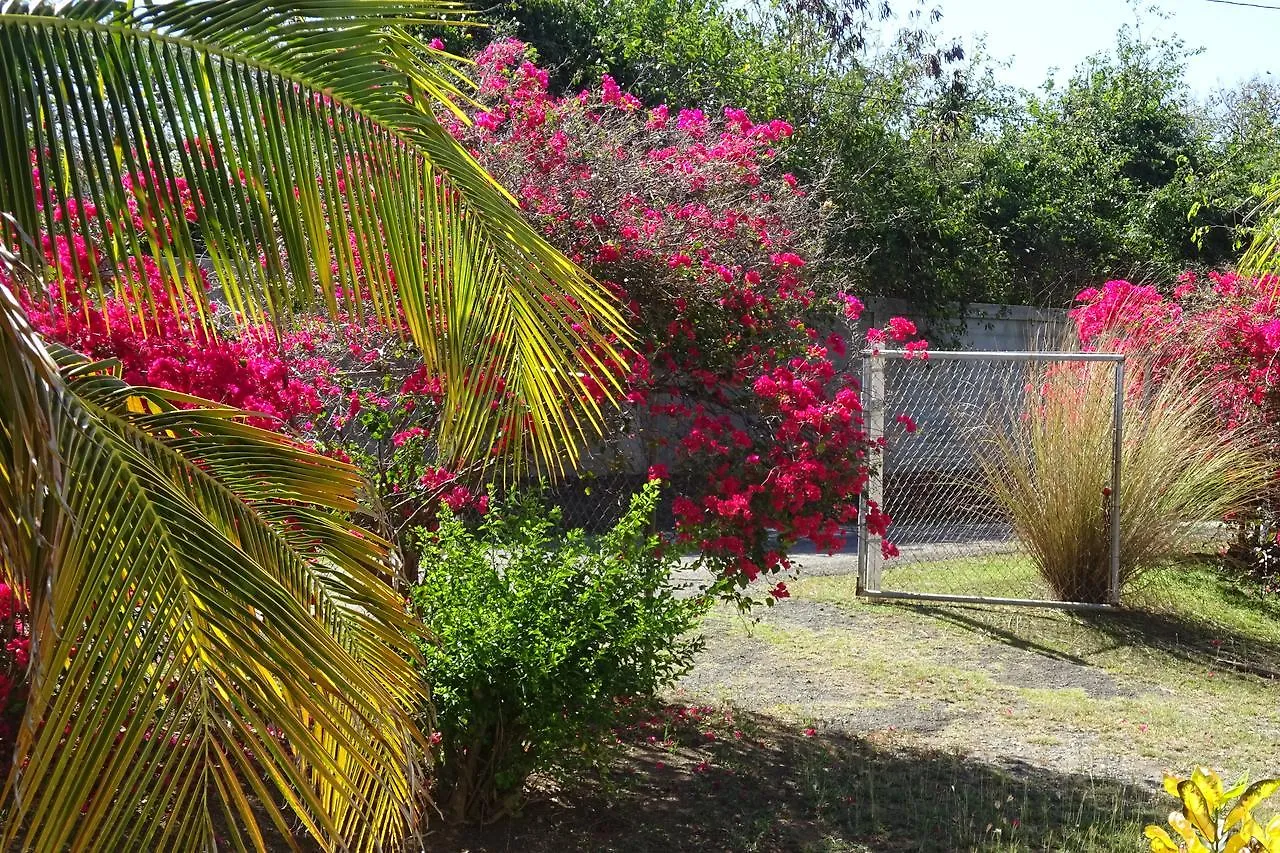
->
xmin=1240 ymin=178 xmax=1280 ymax=282
xmin=0 ymin=0 xmax=631 ymax=475
xmin=0 ymin=271 xmax=426 ymax=852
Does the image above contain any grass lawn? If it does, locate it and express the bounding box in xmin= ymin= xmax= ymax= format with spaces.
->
xmin=434 ymin=557 xmax=1280 ymax=852
xmin=872 ymin=550 xmax=1055 ymax=600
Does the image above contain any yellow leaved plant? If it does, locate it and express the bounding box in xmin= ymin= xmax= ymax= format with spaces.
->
xmin=1146 ymin=767 xmax=1280 ymax=852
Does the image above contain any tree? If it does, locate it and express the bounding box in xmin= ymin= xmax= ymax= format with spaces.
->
xmin=1225 ymin=78 xmax=1280 ymax=280
xmin=985 ymin=29 xmax=1206 ymax=303
xmin=494 ymin=3 xmax=1278 ymax=315
xmin=0 ymin=0 xmax=629 ymax=476
xmin=1191 ymin=76 xmax=1280 ymax=261
xmin=0 ymin=1 xmax=631 ymax=849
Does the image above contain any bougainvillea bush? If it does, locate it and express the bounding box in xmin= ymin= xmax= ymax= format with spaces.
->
xmin=1072 ymin=272 xmax=1280 ymax=428
xmin=20 ymin=241 xmax=337 ymax=427
xmin=14 ymin=41 xmax=920 ymax=605
xmin=13 ymin=172 xmax=490 ymax=576
xmin=1071 ymin=272 xmax=1280 ymax=588
xmin=0 ymin=585 xmax=29 ymax=771
xmin=450 ymin=38 xmax=922 ymax=602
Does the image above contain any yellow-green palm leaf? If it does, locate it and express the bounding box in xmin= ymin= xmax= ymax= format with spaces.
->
xmin=1241 ymin=175 xmax=1280 ymax=281
xmin=0 ymin=0 xmax=631 ymax=475
xmin=0 ymin=271 xmax=426 ymax=852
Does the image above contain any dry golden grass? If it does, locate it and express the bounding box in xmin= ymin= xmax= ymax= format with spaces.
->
xmin=976 ymin=345 xmax=1271 ymax=603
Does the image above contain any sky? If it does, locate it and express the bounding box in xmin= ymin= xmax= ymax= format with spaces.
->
xmin=932 ymin=0 xmax=1277 ymax=95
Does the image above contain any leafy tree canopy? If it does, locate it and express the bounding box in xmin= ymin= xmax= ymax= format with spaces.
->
xmin=469 ymin=1 xmax=1280 ymax=314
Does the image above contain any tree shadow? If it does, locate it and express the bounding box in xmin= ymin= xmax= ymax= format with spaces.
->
xmin=425 ymin=705 xmax=1159 ymax=853
xmin=909 ymin=604 xmax=1096 ymax=667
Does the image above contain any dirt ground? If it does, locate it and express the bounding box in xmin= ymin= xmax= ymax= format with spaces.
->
xmin=428 ymin=556 xmax=1280 ymax=852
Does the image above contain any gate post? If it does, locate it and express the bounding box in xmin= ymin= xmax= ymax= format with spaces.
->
xmin=1108 ymin=358 xmax=1125 ymax=605
xmin=859 ymin=353 xmax=885 ymax=594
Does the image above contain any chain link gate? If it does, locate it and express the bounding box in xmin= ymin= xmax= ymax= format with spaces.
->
xmin=856 ymin=350 xmax=1125 ymax=609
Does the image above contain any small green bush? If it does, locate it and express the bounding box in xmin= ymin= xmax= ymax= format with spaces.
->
xmin=410 ymin=481 xmax=704 ymax=823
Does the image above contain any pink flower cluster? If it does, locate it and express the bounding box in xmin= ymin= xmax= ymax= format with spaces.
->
xmin=0 ymin=584 xmax=30 ymax=767
xmin=1071 ymin=272 xmax=1280 ymax=427
xmin=15 ymin=169 xmax=344 ymax=428
xmin=668 ymin=353 xmax=880 ymax=585
xmin=457 ymin=40 xmax=920 ymax=592
xmin=419 ymin=467 xmax=488 ymax=514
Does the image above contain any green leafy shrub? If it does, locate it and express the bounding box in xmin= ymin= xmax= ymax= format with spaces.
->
xmin=410 ymin=481 xmax=704 ymax=823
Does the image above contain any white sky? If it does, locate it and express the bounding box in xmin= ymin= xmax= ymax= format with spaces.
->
xmin=933 ymin=0 xmax=1277 ymax=94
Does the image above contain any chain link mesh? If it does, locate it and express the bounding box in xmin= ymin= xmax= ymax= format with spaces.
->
xmin=538 ymin=471 xmax=650 ymax=532
xmin=860 ymin=352 xmax=1123 ymax=606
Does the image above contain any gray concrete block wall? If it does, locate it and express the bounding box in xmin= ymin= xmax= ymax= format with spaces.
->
xmin=861 ymin=298 xmax=1070 ymax=353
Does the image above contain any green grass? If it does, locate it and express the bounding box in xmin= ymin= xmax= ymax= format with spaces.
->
xmin=813 ymin=554 xmax=1280 ymax=671
xmin=873 ymin=551 xmax=1052 ymax=599
xmin=783 ymin=557 xmax=1280 ymax=774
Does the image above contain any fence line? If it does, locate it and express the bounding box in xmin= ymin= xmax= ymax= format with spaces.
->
xmin=856 ymin=349 xmax=1125 ymax=610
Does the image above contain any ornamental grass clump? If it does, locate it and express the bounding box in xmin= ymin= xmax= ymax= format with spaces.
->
xmin=977 ymin=346 xmax=1270 ymax=603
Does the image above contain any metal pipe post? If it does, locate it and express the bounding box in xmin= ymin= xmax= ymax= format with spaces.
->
xmin=1109 ymin=359 xmax=1125 ymax=606
xmin=857 ymin=354 xmax=872 ymax=594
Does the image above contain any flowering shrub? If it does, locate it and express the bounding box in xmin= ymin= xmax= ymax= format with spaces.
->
xmin=454 ymin=39 xmax=921 ymax=599
xmin=309 ymin=355 xmax=492 ymax=580
xmin=1071 ymin=272 xmax=1280 ymax=588
xmin=0 ymin=584 xmax=29 ymax=770
xmin=9 ymin=165 xmax=500 ymax=594
xmin=1071 ymin=272 xmax=1280 ymax=429
xmin=11 ymin=44 xmax=924 ymax=603
xmin=14 ymin=178 xmax=341 ymax=427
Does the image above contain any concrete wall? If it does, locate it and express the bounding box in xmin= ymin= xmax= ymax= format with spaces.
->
xmin=861 ymin=298 xmax=1070 ymax=353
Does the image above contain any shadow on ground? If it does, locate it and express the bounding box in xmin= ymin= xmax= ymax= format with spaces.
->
xmin=905 ymin=579 xmax=1280 ymax=680
xmin=427 ymin=705 xmax=1157 ymax=853
xmin=1082 ymin=607 xmax=1280 ymax=678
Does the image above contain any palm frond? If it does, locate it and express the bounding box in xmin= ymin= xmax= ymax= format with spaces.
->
xmin=1240 ymin=178 xmax=1280 ymax=283
xmin=0 ymin=0 xmax=631 ymax=476
xmin=0 ymin=276 xmax=425 ymax=853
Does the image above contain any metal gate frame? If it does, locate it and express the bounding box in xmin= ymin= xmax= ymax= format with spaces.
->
xmin=856 ymin=349 xmax=1125 ymax=610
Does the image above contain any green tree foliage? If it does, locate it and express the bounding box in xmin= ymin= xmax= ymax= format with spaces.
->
xmin=814 ymin=27 xmax=1226 ymax=308
xmin=488 ymin=1 xmax=1280 ymax=312
xmin=1205 ymin=77 xmax=1280 ymax=273
xmin=488 ymin=0 xmax=944 ymax=117
xmin=977 ymin=31 xmax=1207 ymax=304
xmin=1211 ymin=78 xmax=1280 ymax=196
